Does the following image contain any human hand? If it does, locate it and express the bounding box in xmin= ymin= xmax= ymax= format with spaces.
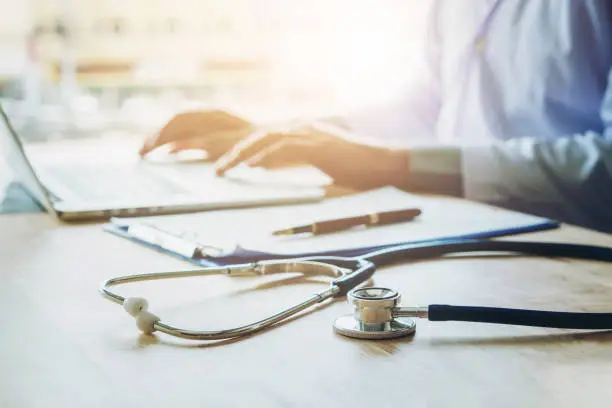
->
xmin=214 ymin=124 xmax=409 ymax=190
xmin=139 ymin=110 xmax=253 ymax=159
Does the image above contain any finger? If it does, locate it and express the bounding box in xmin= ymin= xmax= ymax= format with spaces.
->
xmin=140 ymin=111 xmax=249 ymax=156
xmin=140 ymin=131 xmax=189 ymax=156
xmin=245 ymin=139 xmax=313 ymax=169
xmin=139 ymin=114 xmax=199 ymax=156
xmin=139 ymin=134 xmax=159 ymax=156
xmin=166 ymin=130 xmax=240 ymax=158
xmin=215 ymin=131 xmax=286 ymax=175
xmin=168 ymin=143 xmax=225 ymax=161
xmin=168 ymin=138 xmax=206 ymax=153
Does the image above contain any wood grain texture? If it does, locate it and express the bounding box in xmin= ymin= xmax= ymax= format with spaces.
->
xmin=1 ymin=198 xmax=612 ymax=408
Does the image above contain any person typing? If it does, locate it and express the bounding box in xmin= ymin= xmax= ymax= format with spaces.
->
xmin=139 ymin=0 xmax=612 ymax=233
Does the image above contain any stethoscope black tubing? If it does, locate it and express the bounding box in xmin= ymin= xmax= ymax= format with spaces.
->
xmin=360 ymin=239 xmax=612 ymax=266
xmin=355 ymin=239 xmax=612 ymax=329
xmin=428 ymin=305 xmax=612 ymax=329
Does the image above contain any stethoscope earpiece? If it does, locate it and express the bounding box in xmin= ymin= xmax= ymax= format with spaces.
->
xmin=333 ymin=287 xmax=419 ymax=340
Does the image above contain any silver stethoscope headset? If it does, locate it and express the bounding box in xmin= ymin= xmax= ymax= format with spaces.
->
xmin=100 ymin=239 xmax=612 ymax=341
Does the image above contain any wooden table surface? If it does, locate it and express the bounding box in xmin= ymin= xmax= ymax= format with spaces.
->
xmin=1 ymin=197 xmax=612 ymax=408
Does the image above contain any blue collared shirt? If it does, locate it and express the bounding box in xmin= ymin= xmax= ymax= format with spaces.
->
xmin=346 ymin=0 xmax=612 ymax=232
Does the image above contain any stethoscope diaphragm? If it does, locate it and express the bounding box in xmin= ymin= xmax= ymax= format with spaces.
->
xmin=333 ymin=287 xmax=418 ymax=340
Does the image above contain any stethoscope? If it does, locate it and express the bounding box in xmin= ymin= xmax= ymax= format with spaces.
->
xmin=100 ymin=238 xmax=612 ymax=341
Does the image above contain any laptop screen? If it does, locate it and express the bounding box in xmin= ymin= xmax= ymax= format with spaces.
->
xmin=0 ymin=103 xmax=56 ymax=215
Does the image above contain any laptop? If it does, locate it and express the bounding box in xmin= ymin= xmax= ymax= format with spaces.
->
xmin=0 ymin=103 xmax=325 ymax=221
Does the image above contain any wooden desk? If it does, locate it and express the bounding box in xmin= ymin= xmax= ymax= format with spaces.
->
xmin=1 ymin=200 xmax=612 ymax=408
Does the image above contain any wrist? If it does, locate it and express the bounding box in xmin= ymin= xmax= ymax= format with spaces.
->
xmin=404 ymin=145 xmax=464 ymax=196
xmin=385 ymin=148 xmax=411 ymax=189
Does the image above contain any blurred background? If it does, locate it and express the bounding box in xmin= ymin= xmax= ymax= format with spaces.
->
xmin=0 ymin=0 xmax=430 ymax=189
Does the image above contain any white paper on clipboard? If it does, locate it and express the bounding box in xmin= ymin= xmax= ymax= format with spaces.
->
xmin=110 ymin=187 xmax=555 ymax=257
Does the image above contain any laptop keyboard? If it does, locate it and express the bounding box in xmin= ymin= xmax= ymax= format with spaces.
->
xmin=45 ymin=166 xmax=190 ymax=200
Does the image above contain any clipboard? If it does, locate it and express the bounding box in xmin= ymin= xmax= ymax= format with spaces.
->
xmin=103 ymin=187 xmax=560 ymax=267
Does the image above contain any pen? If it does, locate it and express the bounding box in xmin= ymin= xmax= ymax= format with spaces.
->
xmin=272 ymin=207 xmax=422 ymax=236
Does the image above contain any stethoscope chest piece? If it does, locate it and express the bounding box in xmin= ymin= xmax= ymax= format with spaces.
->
xmin=333 ymin=287 xmax=417 ymax=340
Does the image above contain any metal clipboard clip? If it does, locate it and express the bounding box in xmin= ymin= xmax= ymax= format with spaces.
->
xmin=121 ymin=221 xmax=236 ymax=259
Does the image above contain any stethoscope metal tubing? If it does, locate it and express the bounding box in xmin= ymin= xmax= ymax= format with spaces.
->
xmin=154 ymin=286 xmax=339 ymax=340
xmin=100 ymin=259 xmax=375 ymax=341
